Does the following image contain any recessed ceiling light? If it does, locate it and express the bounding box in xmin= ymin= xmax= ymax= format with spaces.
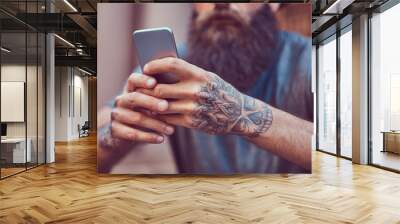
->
xmin=78 ymin=67 xmax=93 ymax=76
xmin=322 ymin=0 xmax=355 ymax=15
xmin=54 ymin=34 xmax=75 ymax=48
xmin=63 ymin=0 xmax=78 ymax=12
xmin=1 ymin=47 xmax=11 ymax=53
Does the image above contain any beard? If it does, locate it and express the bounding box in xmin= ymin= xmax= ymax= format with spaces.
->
xmin=187 ymin=5 xmax=279 ymax=92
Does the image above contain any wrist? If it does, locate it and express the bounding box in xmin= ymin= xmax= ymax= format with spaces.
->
xmin=229 ymin=95 xmax=273 ymax=138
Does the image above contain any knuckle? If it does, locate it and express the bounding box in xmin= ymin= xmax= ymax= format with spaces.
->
xmin=175 ymin=58 xmax=184 ymax=64
xmin=197 ymin=71 xmax=210 ymax=82
xmin=189 ymin=102 xmax=197 ymax=113
xmin=127 ymin=131 xmax=137 ymax=141
xmin=114 ymin=95 xmax=123 ymax=107
xmin=205 ymin=71 xmax=215 ymax=79
xmin=135 ymin=88 xmax=147 ymax=95
xmin=128 ymin=92 xmax=138 ymax=105
xmin=190 ymin=86 xmax=201 ymax=98
xmin=131 ymin=112 xmax=143 ymax=123
xmin=154 ymin=85 xmax=164 ymax=97
xmin=128 ymin=74 xmax=139 ymax=85
xmin=128 ymin=73 xmax=136 ymax=81
xmin=152 ymin=135 xmax=160 ymax=142
xmin=167 ymin=58 xmax=179 ymax=70
xmin=129 ymin=74 xmax=138 ymax=83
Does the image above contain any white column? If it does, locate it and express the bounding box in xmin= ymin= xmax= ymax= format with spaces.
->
xmin=312 ymin=45 xmax=317 ymax=151
xmin=352 ymin=14 xmax=369 ymax=164
xmin=46 ymin=32 xmax=55 ymax=163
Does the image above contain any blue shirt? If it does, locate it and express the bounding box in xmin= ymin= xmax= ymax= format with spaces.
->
xmin=169 ymin=31 xmax=313 ymax=173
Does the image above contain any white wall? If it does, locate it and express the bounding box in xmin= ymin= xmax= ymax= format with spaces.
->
xmin=72 ymin=73 xmax=89 ymax=138
xmin=1 ymin=65 xmax=38 ymax=138
xmin=1 ymin=63 xmax=46 ymax=163
xmin=1 ymin=65 xmax=26 ymax=137
xmin=55 ymin=66 xmax=68 ymax=141
xmin=55 ymin=67 xmax=89 ymax=141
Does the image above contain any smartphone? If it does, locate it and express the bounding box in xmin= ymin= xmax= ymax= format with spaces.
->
xmin=133 ymin=27 xmax=180 ymax=84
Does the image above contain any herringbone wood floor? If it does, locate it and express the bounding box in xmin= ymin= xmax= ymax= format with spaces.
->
xmin=0 ymin=135 xmax=400 ymax=224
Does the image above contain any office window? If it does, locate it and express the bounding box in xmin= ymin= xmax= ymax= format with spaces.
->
xmin=339 ymin=29 xmax=352 ymax=158
xmin=371 ymin=3 xmax=400 ymax=171
xmin=318 ymin=37 xmax=337 ymax=154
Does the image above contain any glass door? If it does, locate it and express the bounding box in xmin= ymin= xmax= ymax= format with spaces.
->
xmin=1 ymin=30 xmax=28 ymax=178
xmin=0 ymin=0 xmax=47 ymax=179
xmin=339 ymin=28 xmax=352 ymax=158
xmin=317 ymin=36 xmax=337 ymax=154
xmin=370 ymin=3 xmax=400 ymax=171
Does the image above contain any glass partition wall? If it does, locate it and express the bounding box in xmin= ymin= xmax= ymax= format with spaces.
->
xmin=370 ymin=2 xmax=400 ymax=172
xmin=316 ymin=26 xmax=353 ymax=159
xmin=316 ymin=0 xmax=400 ymax=172
xmin=0 ymin=1 xmax=46 ymax=179
xmin=317 ymin=35 xmax=337 ymax=155
xmin=339 ymin=28 xmax=352 ymax=159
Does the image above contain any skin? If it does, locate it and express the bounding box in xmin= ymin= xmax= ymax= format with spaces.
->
xmin=98 ymin=3 xmax=312 ymax=172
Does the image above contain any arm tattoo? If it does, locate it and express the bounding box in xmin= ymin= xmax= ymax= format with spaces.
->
xmin=192 ymin=74 xmax=273 ymax=137
xmin=99 ymin=123 xmax=122 ymax=149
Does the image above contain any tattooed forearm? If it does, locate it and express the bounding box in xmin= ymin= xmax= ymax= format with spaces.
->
xmin=98 ymin=123 xmax=133 ymax=150
xmin=231 ymin=96 xmax=273 ymax=137
xmin=192 ymin=74 xmax=273 ymax=137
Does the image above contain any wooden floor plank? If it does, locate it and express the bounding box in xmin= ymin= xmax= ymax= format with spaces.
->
xmin=0 ymin=135 xmax=399 ymax=223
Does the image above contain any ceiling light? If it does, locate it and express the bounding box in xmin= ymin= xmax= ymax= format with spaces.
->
xmin=1 ymin=47 xmax=11 ymax=53
xmin=63 ymin=0 xmax=78 ymax=12
xmin=54 ymin=34 xmax=75 ymax=48
xmin=322 ymin=0 xmax=355 ymax=15
xmin=78 ymin=67 xmax=93 ymax=76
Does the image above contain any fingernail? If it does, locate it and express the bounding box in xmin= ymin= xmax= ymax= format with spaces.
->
xmin=146 ymin=78 xmax=156 ymax=87
xmin=143 ymin=64 xmax=149 ymax=72
xmin=156 ymin=135 xmax=164 ymax=143
xmin=157 ymin=100 xmax=168 ymax=111
xmin=164 ymin=126 xmax=174 ymax=135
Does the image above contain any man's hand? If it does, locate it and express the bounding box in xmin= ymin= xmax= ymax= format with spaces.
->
xmin=140 ymin=57 xmax=312 ymax=171
xmin=107 ymin=72 xmax=175 ymax=145
xmin=138 ymin=57 xmax=273 ymax=137
xmin=103 ymin=57 xmax=311 ymax=171
xmin=98 ymin=72 xmax=177 ymax=173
